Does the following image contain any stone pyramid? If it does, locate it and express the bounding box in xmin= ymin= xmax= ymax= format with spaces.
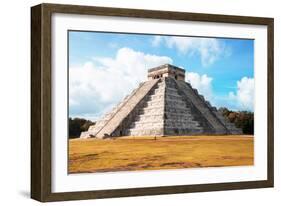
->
xmin=80 ymin=64 xmax=242 ymax=139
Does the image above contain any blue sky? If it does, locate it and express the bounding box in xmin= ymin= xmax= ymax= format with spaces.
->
xmin=68 ymin=31 xmax=254 ymax=120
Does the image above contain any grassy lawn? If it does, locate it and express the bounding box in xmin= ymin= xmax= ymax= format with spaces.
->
xmin=68 ymin=135 xmax=254 ymax=173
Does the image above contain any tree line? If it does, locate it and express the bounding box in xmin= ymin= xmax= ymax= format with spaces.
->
xmin=218 ymin=107 xmax=254 ymax=134
xmin=69 ymin=108 xmax=254 ymax=138
xmin=68 ymin=118 xmax=95 ymax=138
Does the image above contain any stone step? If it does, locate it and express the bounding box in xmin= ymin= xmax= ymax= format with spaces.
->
xmin=164 ymin=127 xmax=203 ymax=131
xmin=166 ymin=93 xmax=183 ymax=99
xmin=165 ymin=118 xmax=200 ymax=123
xmin=94 ymin=79 xmax=160 ymax=138
xmin=175 ymin=80 xmax=228 ymax=133
xmin=152 ymin=87 xmax=164 ymax=92
xmin=138 ymin=108 xmax=164 ymax=115
xmin=165 ymin=101 xmax=187 ymax=107
xmin=146 ymin=94 xmax=165 ymax=101
xmin=164 ymin=121 xmax=201 ymax=128
xmin=130 ymin=122 xmax=163 ymax=129
xmin=143 ymin=100 xmax=164 ymax=107
xmin=127 ymin=128 xmax=164 ymax=136
xmin=165 ymin=112 xmax=193 ymax=117
xmin=164 ymin=107 xmax=192 ymax=113
xmin=134 ymin=116 xmax=195 ymax=124
xmin=164 ymin=128 xmax=204 ymax=135
xmin=134 ymin=114 xmax=164 ymax=122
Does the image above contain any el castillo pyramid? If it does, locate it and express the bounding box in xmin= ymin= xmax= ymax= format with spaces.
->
xmin=80 ymin=64 xmax=242 ymax=139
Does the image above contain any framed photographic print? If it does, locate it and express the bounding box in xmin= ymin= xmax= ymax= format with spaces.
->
xmin=31 ymin=3 xmax=274 ymax=202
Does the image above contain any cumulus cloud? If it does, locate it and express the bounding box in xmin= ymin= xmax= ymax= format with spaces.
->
xmin=185 ymin=72 xmax=214 ymax=102
xmin=228 ymin=77 xmax=254 ymax=111
xmin=185 ymin=74 xmax=255 ymax=111
xmin=152 ymin=36 xmax=229 ymax=67
xmin=69 ymin=47 xmax=172 ymax=120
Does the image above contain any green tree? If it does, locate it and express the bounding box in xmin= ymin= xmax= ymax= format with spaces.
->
xmin=69 ymin=118 xmax=95 ymax=138
xmin=218 ymin=108 xmax=254 ymax=135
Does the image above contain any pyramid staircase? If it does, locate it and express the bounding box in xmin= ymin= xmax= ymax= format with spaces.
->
xmin=80 ymin=64 xmax=242 ymax=138
xmin=175 ymin=80 xmax=242 ymax=135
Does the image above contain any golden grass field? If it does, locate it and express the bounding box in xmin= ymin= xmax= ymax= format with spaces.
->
xmin=68 ymin=135 xmax=253 ymax=174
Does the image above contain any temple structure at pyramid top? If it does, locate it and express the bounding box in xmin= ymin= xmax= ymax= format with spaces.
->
xmin=80 ymin=64 xmax=242 ymax=139
xmin=147 ymin=64 xmax=185 ymax=81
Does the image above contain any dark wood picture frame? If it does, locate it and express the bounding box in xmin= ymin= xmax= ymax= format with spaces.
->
xmin=31 ymin=3 xmax=274 ymax=202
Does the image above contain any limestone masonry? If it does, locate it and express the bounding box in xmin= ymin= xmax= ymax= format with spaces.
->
xmin=80 ymin=64 xmax=242 ymax=139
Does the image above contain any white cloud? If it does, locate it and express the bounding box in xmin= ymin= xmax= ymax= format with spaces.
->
xmin=228 ymin=77 xmax=254 ymax=111
xmin=185 ymin=72 xmax=214 ymax=102
xmin=185 ymin=73 xmax=255 ymax=112
xmin=185 ymin=74 xmax=255 ymax=111
xmin=152 ymin=36 xmax=229 ymax=67
xmin=69 ymin=47 xmax=172 ymax=120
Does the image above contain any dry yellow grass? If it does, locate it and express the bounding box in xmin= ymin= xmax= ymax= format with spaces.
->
xmin=68 ymin=135 xmax=254 ymax=173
